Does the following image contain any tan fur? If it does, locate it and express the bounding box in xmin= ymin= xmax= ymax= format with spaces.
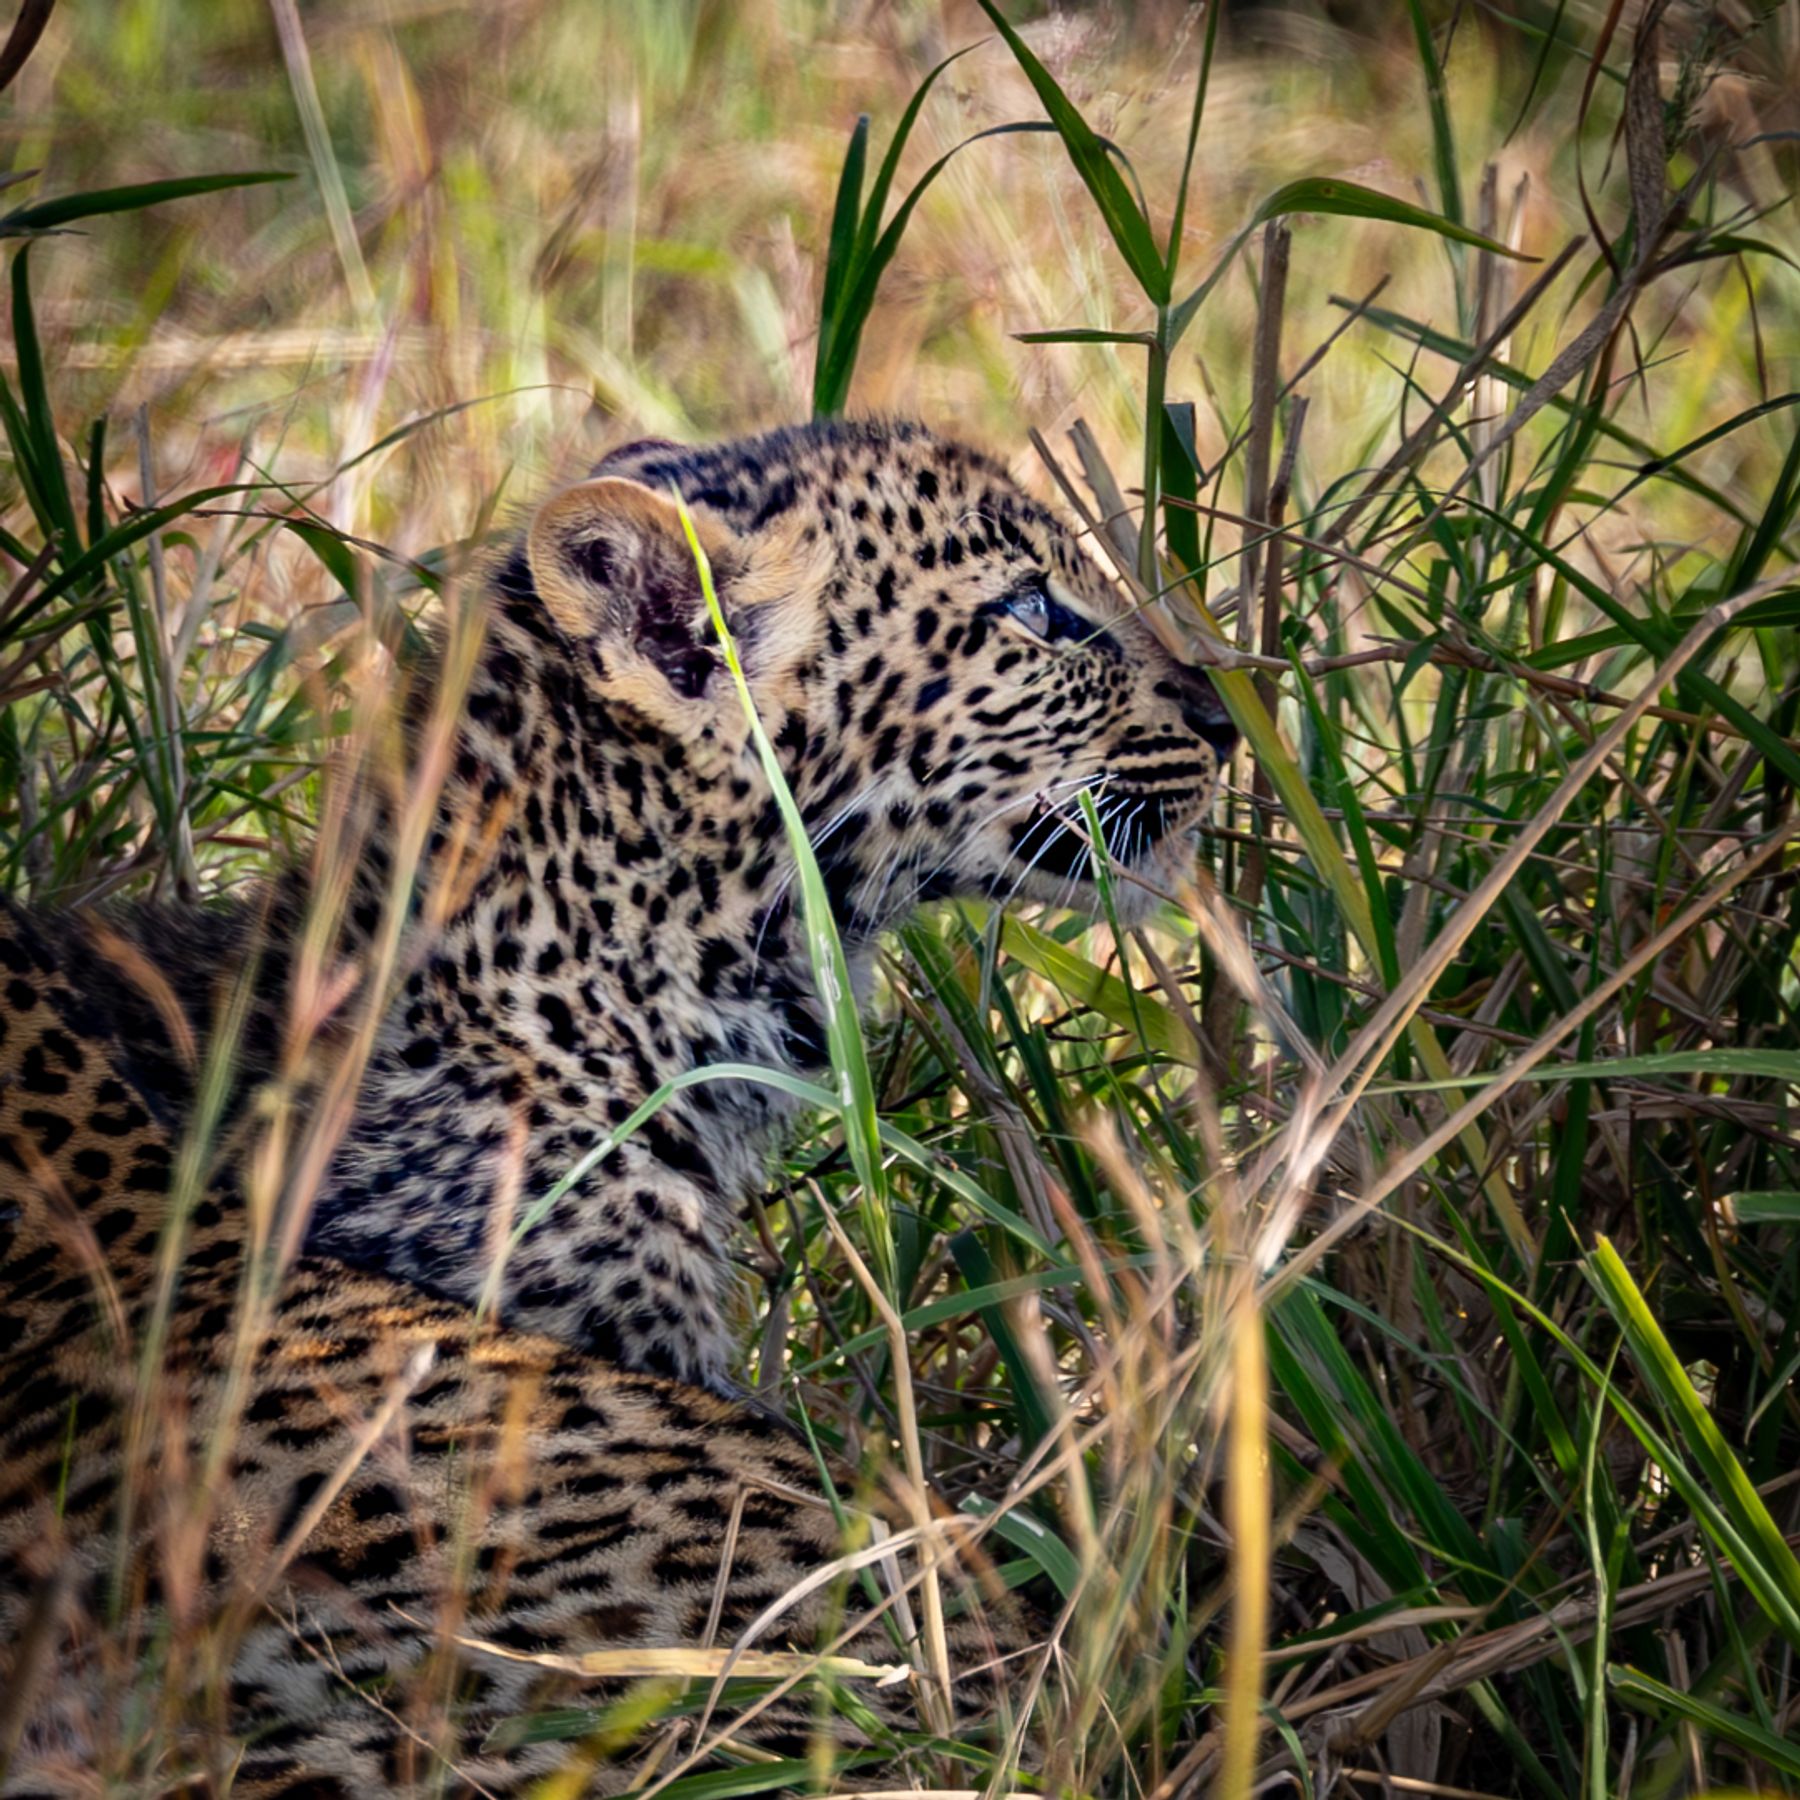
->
xmin=0 ymin=902 xmax=1024 ymax=1796
xmin=0 ymin=419 xmax=1237 ymax=1793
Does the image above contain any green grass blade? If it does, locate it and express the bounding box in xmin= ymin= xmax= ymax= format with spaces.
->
xmin=679 ymin=498 xmax=896 ymax=1295
xmin=8 ymin=248 xmax=77 ymax=553
xmin=1608 ymin=1666 xmax=1800 ymax=1778
xmin=812 ymin=111 xmax=869 ymax=417
xmin=1170 ymin=177 xmax=1528 ymax=345
xmin=1471 ymin=502 xmax=1800 ymax=789
xmin=1404 ymin=0 xmax=1464 ymax=227
xmin=995 ymin=911 xmax=1195 ymax=1066
xmin=503 ymin=1059 xmax=1050 ymax=1277
xmin=973 ymin=0 xmax=1168 ymax=303
xmin=5 ymin=485 xmax=257 ymax=636
xmin=0 ymin=170 xmax=290 ymax=235
xmin=852 ymin=46 xmax=976 ymax=271
xmin=1372 ymin=1048 xmax=1800 ymax=1090
xmin=1585 ymin=1237 xmax=1800 ymax=1633
xmin=1726 ymin=1191 xmax=1800 ymax=1224
xmin=812 ymin=48 xmax=979 ymax=417
xmin=817 ymin=121 xmax=1073 ymax=413
xmin=959 ymin=1492 xmax=1081 ymax=1598
xmin=1287 ymin=653 xmax=1400 ymax=989
xmin=947 ymin=1230 xmax=1059 ymax=1452
xmin=1160 ymin=401 xmax=1205 ymax=580
xmin=1012 ymin=328 xmax=1160 ymax=347
xmin=1190 ymin=647 xmax=1534 ymax=1252
xmin=1728 ymin=406 xmax=1800 ymax=592
xmin=1164 ymin=0 xmax=1222 ymax=281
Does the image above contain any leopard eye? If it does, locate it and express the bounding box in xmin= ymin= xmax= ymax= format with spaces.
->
xmin=1003 ymin=579 xmax=1088 ymax=644
xmin=1005 ymin=587 xmax=1052 ymax=639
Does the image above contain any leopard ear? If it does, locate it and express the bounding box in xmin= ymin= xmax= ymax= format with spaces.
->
xmin=526 ymin=476 xmax=744 ymax=744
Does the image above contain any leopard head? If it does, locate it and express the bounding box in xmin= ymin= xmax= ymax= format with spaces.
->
xmin=525 ymin=419 xmax=1235 ymax=932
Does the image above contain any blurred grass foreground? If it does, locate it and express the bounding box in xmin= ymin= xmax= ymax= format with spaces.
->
xmin=3 ymin=0 xmax=1800 ymax=1795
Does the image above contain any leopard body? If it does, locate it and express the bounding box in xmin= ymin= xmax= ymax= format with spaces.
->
xmin=0 ymin=418 xmax=1233 ymax=1792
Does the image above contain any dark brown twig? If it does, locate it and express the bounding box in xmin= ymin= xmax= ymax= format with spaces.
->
xmin=0 ymin=0 xmax=54 ymax=96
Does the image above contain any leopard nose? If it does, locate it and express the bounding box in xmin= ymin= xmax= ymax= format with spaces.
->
xmin=1158 ymin=667 xmax=1238 ymax=761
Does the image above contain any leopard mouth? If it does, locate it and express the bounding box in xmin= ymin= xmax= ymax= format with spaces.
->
xmin=1006 ymin=787 xmax=1208 ymax=882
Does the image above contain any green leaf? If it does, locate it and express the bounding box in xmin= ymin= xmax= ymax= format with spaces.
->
xmin=816 ymin=121 xmax=1078 ymax=414
xmin=1476 ymin=503 xmax=1800 ymax=790
xmin=8 ymin=248 xmax=76 ymax=553
xmin=1160 ymin=400 xmax=1204 ymax=581
xmin=1373 ymin=1048 xmax=1800 ymax=1092
xmin=1586 ymin=1237 xmax=1800 ymax=1641
xmin=1625 ymin=392 xmax=1800 ymax=497
xmin=4 ymin=484 xmax=259 ymax=637
xmin=947 ymin=1229 xmax=1060 ymax=1452
xmin=1608 ymin=1666 xmax=1800 ymax=1777
xmin=1665 ymin=230 xmax=1800 ymax=273
xmin=972 ymin=0 xmax=1168 ymax=303
xmin=853 ymin=46 xmax=978 ymax=273
xmin=960 ymin=1493 xmax=1082 ymax=1598
xmin=1170 ymin=176 xmax=1530 ymax=344
xmin=1289 ymin=653 xmax=1400 ymax=990
xmin=1164 ymin=0 xmax=1222 ymax=282
xmin=995 ymin=912 xmax=1196 ymax=1066
xmin=504 ymin=1058 xmax=1052 ymax=1275
xmin=1726 ymin=1191 xmax=1800 ymax=1224
xmin=1404 ymin=0 xmax=1463 ymax=227
xmin=813 ymin=112 xmax=870 ymax=416
xmin=627 ymin=1755 xmax=871 ymax=1800
xmin=811 ymin=49 xmax=974 ymax=417
xmin=680 ymin=501 xmax=895 ymax=1295
xmin=1012 ymin=328 xmax=1160 ymax=347
xmin=284 ymin=519 xmax=363 ymax=601
xmin=1339 ymin=298 xmax=1769 ymax=529
xmin=0 ymin=170 xmax=290 ymax=236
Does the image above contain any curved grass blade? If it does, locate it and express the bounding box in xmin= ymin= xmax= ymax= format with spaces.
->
xmin=973 ymin=0 xmax=1167 ymax=304
xmin=1404 ymin=0 xmax=1464 ymax=226
xmin=0 ymin=0 xmax=54 ymax=96
xmin=4 ymin=485 xmax=261 ymax=637
xmin=812 ymin=112 xmax=869 ymax=416
xmin=1012 ymin=329 xmax=1160 ymax=348
xmin=0 ymin=170 xmax=290 ymax=236
xmin=1586 ymin=1236 xmax=1800 ymax=1634
xmin=817 ymin=121 xmax=1098 ymax=416
xmin=996 ymin=911 xmax=1196 ymax=1066
xmin=501 ymin=1059 xmax=1051 ymax=1285
xmin=1608 ymin=1667 xmax=1800 ymax=1779
xmin=1171 ymin=177 xmax=1531 ymax=346
xmin=7 ymin=249 xmax=76 ymax=553
xmin=812 ymin=47 xmax=973 ymax=417
xmin=1164 ymin=0 xmax=1222 ymax=283
xmin=1371 ymin=1048 xmax=1800 ymax=1092
xmin=681 ymin=503 xmax=894 ymax=1293
xmin=851 ymin=45 xmax=977 ymax=273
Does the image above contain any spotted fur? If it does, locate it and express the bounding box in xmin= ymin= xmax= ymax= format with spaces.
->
xmin=237 ymin=422 xmax=1229 ymax=1385
xmin=0 ymin=418 xmax=1233 ymax=1791
xmin=0 ymin=904 xmax=1023 ymax=1794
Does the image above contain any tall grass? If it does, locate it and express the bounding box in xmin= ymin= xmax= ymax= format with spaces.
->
xmin=3 ymin=1 xmax=1799 ymax=1794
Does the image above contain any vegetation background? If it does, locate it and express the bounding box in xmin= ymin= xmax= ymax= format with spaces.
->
xmin=1 ymin=0 xmax=1798 ymax=1795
